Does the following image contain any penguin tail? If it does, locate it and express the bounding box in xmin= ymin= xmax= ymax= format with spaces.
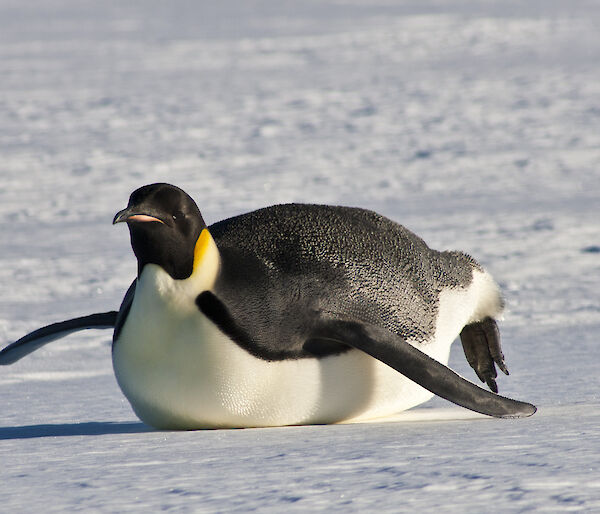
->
xmin=0 ymin=312 xmax=118 ymax=365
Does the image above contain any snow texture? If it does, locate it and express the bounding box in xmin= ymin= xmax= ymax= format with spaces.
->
xmin=1 ymin=0 xmax=599 ymax=511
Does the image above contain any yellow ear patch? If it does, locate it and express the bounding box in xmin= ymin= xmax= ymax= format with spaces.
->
xmin=189 ymin=228 xmax=220 ymax=291
xmin=193 ymin=228 xmax=213 ymax=273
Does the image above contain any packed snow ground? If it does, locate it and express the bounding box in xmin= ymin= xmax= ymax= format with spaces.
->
xmin=1 ymin=0 xmax=599 ymax=511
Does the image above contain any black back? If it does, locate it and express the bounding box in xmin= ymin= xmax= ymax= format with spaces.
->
xmin=201 ymin=204 xmax=482 ymax=360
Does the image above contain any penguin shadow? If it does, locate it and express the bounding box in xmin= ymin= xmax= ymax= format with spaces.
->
xmin=0 ymin=421 xmax=151 ymax=440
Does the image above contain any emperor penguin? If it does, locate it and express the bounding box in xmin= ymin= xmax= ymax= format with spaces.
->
xmin=0 ymin=183 xmax=535 ymax=429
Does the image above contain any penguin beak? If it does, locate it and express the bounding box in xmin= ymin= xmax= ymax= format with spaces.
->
xmin=113 ymin=207 xmax=166 ymax=225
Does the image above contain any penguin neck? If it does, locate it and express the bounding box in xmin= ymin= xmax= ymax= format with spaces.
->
xmin=137 ymin=229 xmax=221 ymax=310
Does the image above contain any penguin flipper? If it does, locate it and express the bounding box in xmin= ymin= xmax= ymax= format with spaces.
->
xmin=310 ymin=319 xmax=536 ymax=418
xmin=0 ymin=312 xmax=118 ymax=365
xmin=113 ymin=280 xmax=137 ymax=342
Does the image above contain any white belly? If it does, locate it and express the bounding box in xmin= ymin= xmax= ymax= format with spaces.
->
xmin=112 ymin=266 xmax=501 ymax=429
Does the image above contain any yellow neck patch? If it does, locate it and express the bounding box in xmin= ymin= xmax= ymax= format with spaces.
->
xmin=192 ymin=228 xmax=214 ymax=274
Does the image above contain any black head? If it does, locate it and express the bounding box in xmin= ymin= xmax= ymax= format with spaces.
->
xmin=113 ymin=183 xmax=207 ymax=280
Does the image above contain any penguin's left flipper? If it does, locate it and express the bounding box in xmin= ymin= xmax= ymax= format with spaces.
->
xmin=309 ymin=319 xmax=536 ymax=419
xmin=0 ymin=312 xmax=118 ymax=365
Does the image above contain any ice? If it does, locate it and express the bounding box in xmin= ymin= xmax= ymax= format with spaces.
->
xmin=1 ymin=0 xmax=599 ymax=511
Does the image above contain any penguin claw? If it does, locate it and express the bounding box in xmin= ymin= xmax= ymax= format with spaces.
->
xmin=485 ymin=376 xmax=499 ymax=394
xmin=482 ymin=318 xmax=510 ymax=376
xmin=460 ymin=317 xmax=507 ymax=393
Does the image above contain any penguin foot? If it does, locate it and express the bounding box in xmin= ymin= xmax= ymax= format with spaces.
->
xmin=459 ymin=317 xmax=509 ymax=393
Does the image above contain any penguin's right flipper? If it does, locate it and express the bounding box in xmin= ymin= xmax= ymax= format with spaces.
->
xmin=0 ymin=311 xmax=118 ymax=365
xmin=310 ymin=319 xmax=536 ymax=419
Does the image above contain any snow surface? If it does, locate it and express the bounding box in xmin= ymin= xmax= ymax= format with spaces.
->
xmin=1 ymin=0 xmax=599 ymax=511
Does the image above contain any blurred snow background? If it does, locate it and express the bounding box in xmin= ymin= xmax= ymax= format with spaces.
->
xmin=0 ymin=0 xmax=598 ymax=511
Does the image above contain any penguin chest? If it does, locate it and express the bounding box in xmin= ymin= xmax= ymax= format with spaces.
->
xmin=111 ymin=265 xmax=263 ymax=429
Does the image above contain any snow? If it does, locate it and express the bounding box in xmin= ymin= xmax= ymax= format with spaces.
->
xmin=1 ymin=0 xmax=599 ymax=511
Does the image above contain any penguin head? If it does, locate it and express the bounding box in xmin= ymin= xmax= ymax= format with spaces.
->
xmin=113 ymin=183 xmax=207 ymax=280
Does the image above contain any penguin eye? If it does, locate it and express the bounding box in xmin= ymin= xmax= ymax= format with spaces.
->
xmin=172 ymin=210 xmax=185 ymax=221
